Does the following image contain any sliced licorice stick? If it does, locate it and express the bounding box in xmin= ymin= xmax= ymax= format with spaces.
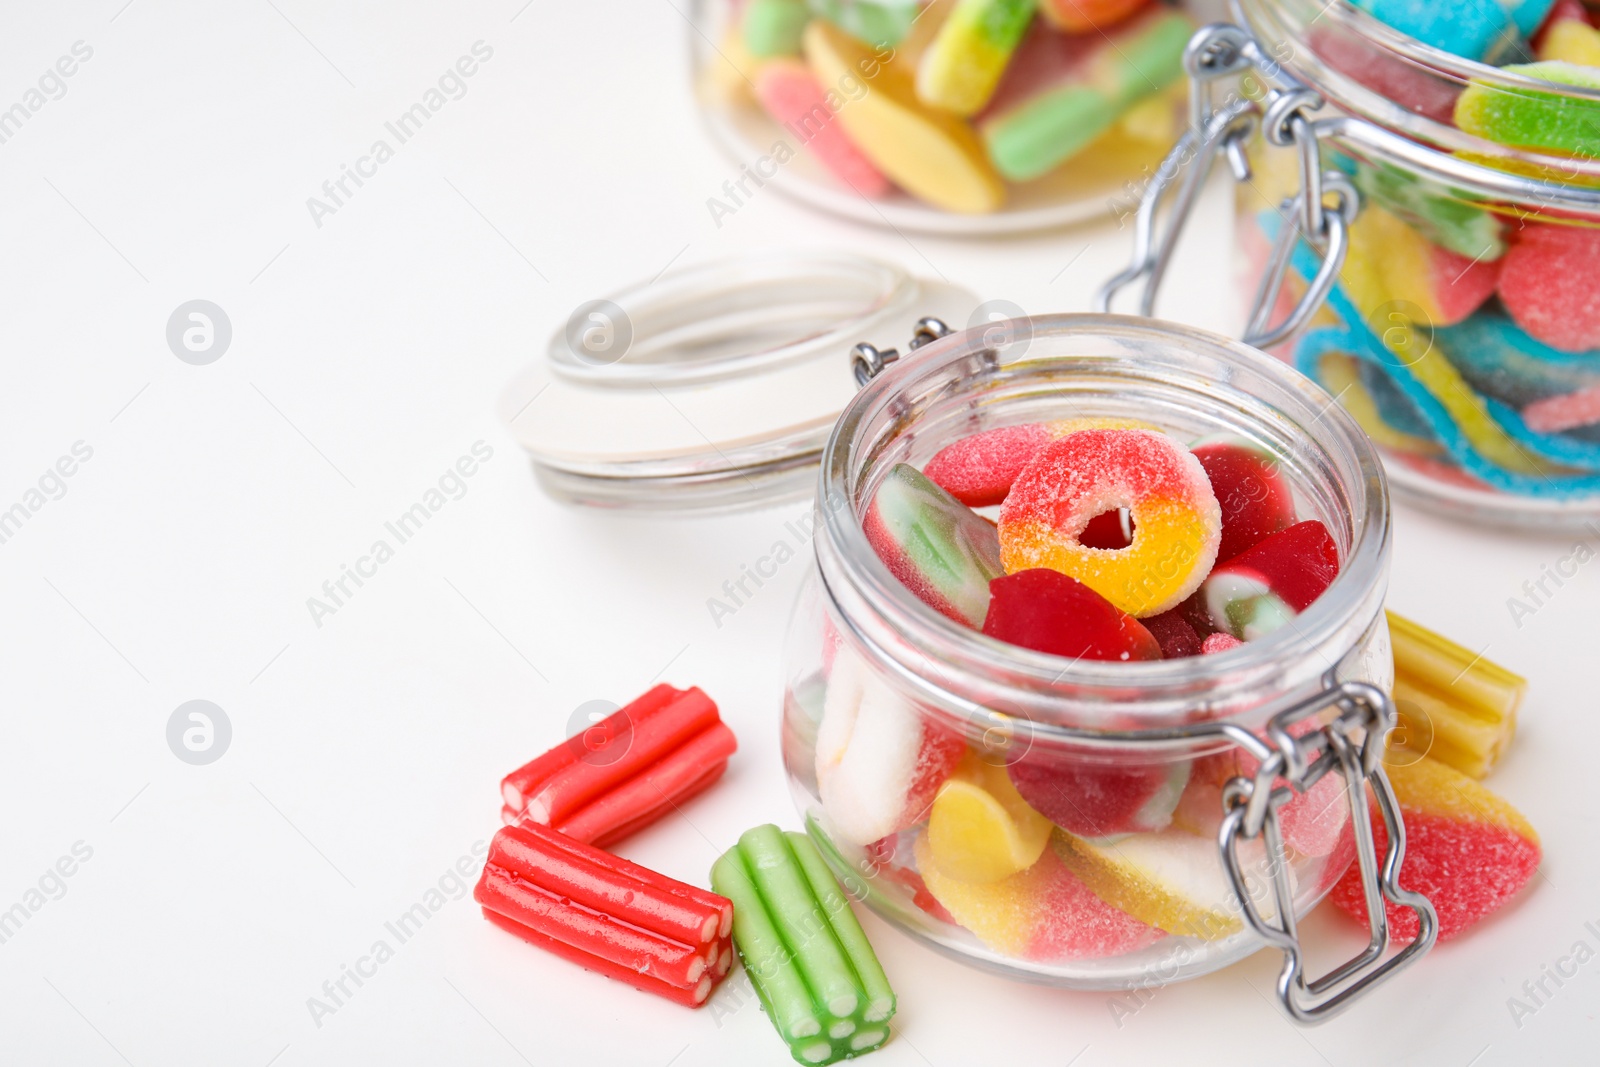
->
xmin=500 ymin=685 xmax=733 ymax=845
xmin=475 ymin=823 xmax=732 ymax=1008
xmin=503 ymin=756 xmax=731 ymax=849
xmin=487 ymin=822 xmax=732 ymax=945
xmin=712 ymin=825 xmax=896 ymax=1064
xmin=1387 ymin=611 xmax=1524 ymax=779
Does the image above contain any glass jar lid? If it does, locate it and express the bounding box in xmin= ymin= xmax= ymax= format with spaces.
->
xmin=501 ymin=249 xmax=978 ymax=512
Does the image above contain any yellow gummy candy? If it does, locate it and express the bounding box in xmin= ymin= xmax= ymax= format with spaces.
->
xmin=1054 ymin=830 xmax=1288 ymax=940
xmin=926 ymin=757 xmax=1052 ymax=884
xmin=914 ymin=832 xmax=1051 ymax=955
xmin=803 ymin=20 xmax=1005 ymax=213
xmin=1539 ymin=20 xmax=1600 ymax=67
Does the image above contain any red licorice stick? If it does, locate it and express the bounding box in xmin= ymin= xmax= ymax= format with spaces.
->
xmin=474 ymin=825 xmax=734 ymax=1007
xmin=500 ymin=684 xmax=681 ymax=809
xmin=485 ymin=823 xmax=732 ymax=945
xmin=504 ymin=758 xmax=731 ymax=849
xmin=500 ymin=685 xmax=734 ymax=845
xmin=560 ymin=723 xmax=737 ymax=846
xmin=481 ymin=909 xmax=716 ymax=1009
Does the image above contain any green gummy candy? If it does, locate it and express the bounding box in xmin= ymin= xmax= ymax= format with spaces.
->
xmin=806 ymin=0 xmax=919 ymax=48
xmin=744 ymin=0 xmax=810 ymax=57
xmin=711 ymin=825 xmax=896 ymax=1064
xmin=1352 ymin=161 xmax=1507 ymax=261
xmin=1455 ymin=61 xmax=1600 ymax=157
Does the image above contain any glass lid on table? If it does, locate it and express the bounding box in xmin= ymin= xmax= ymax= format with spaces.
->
xmin=499 ymin=250 xmax=977 ymax=513
xmin=689 ymin=0 xmax=1215 ymax=234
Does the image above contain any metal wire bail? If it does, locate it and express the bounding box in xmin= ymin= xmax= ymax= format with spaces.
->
xmin=1094 ymin=22 xmax=1358 ymax=353
xmin=1218 ymin=680 xmax=1438 ymax=1023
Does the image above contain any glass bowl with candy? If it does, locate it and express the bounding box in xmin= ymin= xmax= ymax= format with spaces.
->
xmin=688 ymin=0 xmax=1204 ymax=233
xmin=781 ymin=314 xmax=1437 ymax=1015
xmin=1169 ymin=0 xmax=1600 ymax=525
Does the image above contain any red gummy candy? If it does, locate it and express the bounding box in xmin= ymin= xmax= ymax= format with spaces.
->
xmin=923 ymin=424 xmax=1054 ymax=507
xmin=1310 ymin=26 xmax=1461 ymax=124
xmin=1143 ymin=608 xmax=1201 ymax=658
xmin=1008 ymin=752 xmax=1190 ymax=839
xmin=1329 ymin=757 xmax=1540 ymax=943
xmin=1201 ymin=633 xmax=1243 ymax=655
xmin=1202 ymin=520 xmax=1341 ymax=640
xmin=982 ymin=568 xmax=1161 ymax=662
xmin=1192 ymin=440 xmax=1297 ymax=562
xmin=1498 ymin=223 xmax=1600 ymax=354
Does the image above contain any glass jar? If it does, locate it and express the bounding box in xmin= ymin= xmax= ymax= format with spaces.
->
xmin=1110 ymin=2 xmax=1600 ymax=525
xmin=687 ymin=0 xmax=1203 ymax=234
xmin=781 ymin=315 xmax=1434 ymax=1018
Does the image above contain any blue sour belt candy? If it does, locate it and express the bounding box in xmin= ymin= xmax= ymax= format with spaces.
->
xmin=1279 ymin=222 xmax=1600 ymax=497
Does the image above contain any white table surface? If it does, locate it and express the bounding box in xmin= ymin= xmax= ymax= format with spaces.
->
xmin=3 ymin=2 xmax=1595 ymax=1065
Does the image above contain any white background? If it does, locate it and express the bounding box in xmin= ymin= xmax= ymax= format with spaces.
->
xmin=1 ymin=2 xmax=1596 ymax=1065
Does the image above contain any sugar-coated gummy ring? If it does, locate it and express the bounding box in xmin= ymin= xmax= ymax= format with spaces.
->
xmin=998 ymin=429 xmax=1222 ymax=618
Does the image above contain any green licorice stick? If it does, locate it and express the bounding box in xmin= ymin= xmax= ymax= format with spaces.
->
xmin=784 ymin=831 xmax=895 ymax=1026
xmin=711 ymin=849 xmax=823 ymax=1042
xmin=738 ymin=825 xmax=862 ymax=1019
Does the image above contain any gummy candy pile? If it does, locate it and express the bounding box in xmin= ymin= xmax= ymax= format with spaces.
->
xmin=873 ymin=423 xmax=1337 ymax=659
xmin=802 ymin=422 xmax=1544 ymax=968
xmin=1266 ymin=1 xmax=1600 ymax=499
xmin=708 ymin=0 xmax=1193 ymax=214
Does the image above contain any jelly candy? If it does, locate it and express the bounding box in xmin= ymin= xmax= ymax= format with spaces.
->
xmin=1201 ymin=520 xmax=1340 ymax=641
xmin=816 ymin=649 xmax=965 ymax=845
xmin=745 ymin=0 xmax=811 ymax=56
xmin=803 ymin=20 xmax=1006 ymax=212
xmin=979 ymin=9 xmax=1193 ymax=181
xmin=923 ymin=423 xmax=1054 ymax=506
xmin=1329 ymin=756 xmax=1540 ymax=942
xmin=1038 ymin=0 xmax=1151 ymax=33
xmin=1340 ymin=204 xmax=1502 ymax=328
xmin=1351 ymin=161 xmax=1507 ymax=260
xmin=755 ymin=60 xmax=894 ymax=196
xmin=1056 ymin=829 xmax=1291 ymax=939
xmin=1007 ymin=746 xmax=1190 ymax=838
xmin=1191 ymin=438 xmax=1297 ymax=563
xmin=1350 ymin=0 xmax=1553 ymax=62
xmin=914 ymin=832 xmax=1164 ymax=959
xmin=926 ymin=755 xmax=1053 ymax=883
xmin=1497 ymin=222 xmax=1600 ymax=353
xmin=1200 ymin=632 xmax=1243 ymax=654
xmin=999 ymin=429 xmax=1222 ymax=618
xmin=1539 ymin=9 xmax=1600 ymax=64
xmin=475 ymin=823 xmax=734 ymax=1008
xmin=1522 ymin=385 xmax=1600 ymax=432
xmin=981 ymin=568 xmax=1163 ymax=662
xmin=1142 ymin=607 xmax=1201 ymax=659
xmin=916 ymin=0 xmax=1036 ymax=115
xmin=922 ymin=417 xmax=1158 ymax=507
xmin=1456 ymin=60 xmax=1600 ymax=155
xmin=712 ymin=826 xmax=896 ymax=1063
xmin=806 ymin=0 xmax=921 ymax=48
xmin=864 ymin=462 xmax=1006 ymax=627
xmin=1310 ymin=25 xmax=1462 ymax=124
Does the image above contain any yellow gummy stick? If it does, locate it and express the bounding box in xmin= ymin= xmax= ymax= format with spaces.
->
xmin=1387 ymin=610 xmax=1525 ymax=779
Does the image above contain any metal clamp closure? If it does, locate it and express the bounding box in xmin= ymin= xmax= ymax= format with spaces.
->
xmin=1216 ymin=680 xmax=1437 ymax=1023
xmin=1096 ymin=22 xmax=1358 ymax=352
